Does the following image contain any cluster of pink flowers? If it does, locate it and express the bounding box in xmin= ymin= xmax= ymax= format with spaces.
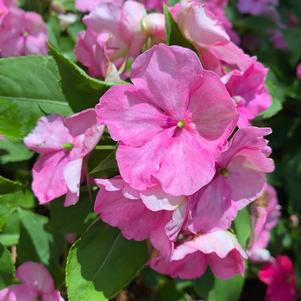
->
xmin=0 ymin=262 xmax=64 ymax=301
xmin=0 ymin=0 xmax=48 ymax=57
xmin=23 ymin=0 xmax=283 ymax=281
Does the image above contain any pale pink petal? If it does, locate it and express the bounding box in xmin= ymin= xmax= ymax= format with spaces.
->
xmin=16 ymin=262 xmax=55 ymax=294
xmin=24 ymin=116 xmax=72 ymax=154
xmin=140 ymin=186 xmax=185 ymax=211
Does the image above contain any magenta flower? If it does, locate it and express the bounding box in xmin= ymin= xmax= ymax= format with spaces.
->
xmin=248 ymin=184 xmax=281 ymax=262
xmin=0 ymin=262 xmax=64 ymax=301
xmin=24 ymin=109 xmax=104 ymax=206
xmin=96 ymin=44 xmax=238 ymax=196
xmin=258 ymin=256 xmax=297 ymax=301
xmin=150 ymin=230 xmax=247 ymax=280
xmin=173 ymin=0 xmax=251 ymax=74
xmin=75 ymin=1 xmax=147 ymax=78
xmin=222 ymin=60 xmax=272 ymax=127
xmin=188 ymin=127 xmax=274 ymax=234
xmin=0 ymin=8 xmax=47 ymax=57
xmin=238 ymin=0 xmax=278 ymax=16
xmin=296 ymin=63 xmax=301 ymax=80
xmin=75 ymin=0 xmax=124 ymax=12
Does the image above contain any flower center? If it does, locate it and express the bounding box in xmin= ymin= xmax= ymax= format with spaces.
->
xmin=23 ymin=31 xmax=29 ymax=37
xmin=61 ymin=143 xmax=74 ymax=150
xmin=220 ymin=167 xmax=229 ymax=177
xmin=177 ymin=120 xmax=186 ymax=128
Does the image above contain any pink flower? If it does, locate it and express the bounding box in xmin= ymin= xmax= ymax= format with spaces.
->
xmin=248 ymin=184 xmax=281 ymax=262
xmin=222 ymin=60 xmax=272 ymax=127
xmin=150 ymin=230 xmax=247 ymax=279
xmin=188 ymin=127 xmax=274 ymax=234
xmin=96 ymin=44 xmax=238 ymax=196
xmin=75 ymin=0 xmax=124 ymax=12
xmin=238 ymin=0 xmax=278 ymax=16
xmin=0 ymin=8 xmax=48 ymax=57
xmin=24 ymin=109 xmax=104 ymax=206
xmin=94 ymin=177 xmax=187 ymax=257
xmin=296 ymin=63 xmax=301 ymax=80
xmin=0 ymin=262 xmax=64 ymax=301
xmin=75 ymin=1 xmax=147 ymax=78
xmin=173 ymin=0 xmax=251 ymax=74
xmin=258 ymin=256 xmax=297 ymax=301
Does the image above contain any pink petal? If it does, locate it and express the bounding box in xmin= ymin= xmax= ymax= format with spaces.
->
xmin=188 ymin=70 xmax=238 ymax=142
xmin=0 ymin=284 xmax=37 ymax=301
xmin=155 ymin=128 xmax=216 ymax=196
xmin=96 ymin=85 xmax=169 ymax=147
xmin=32 ymin=152 xmax=69 ymax=204
xmin=16 ymin=262 xmax=55 ymax=294
xmin=131 ymin=44 xmax=204 ymax=119
xmin=188 ymin=176 xmax=235 ymax=233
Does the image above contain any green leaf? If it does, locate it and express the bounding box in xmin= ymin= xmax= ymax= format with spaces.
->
xmin=48 ymin=196 xmax=95 ymax=235
xmin=0 ymin=191 xmax=34 ymax=209
xmin=163 ymin=5 xmax=196 ymax=52
xmin=193 ymin=270 xmax=215 ymax=299
xmin=0 ymin=243 xmax=15 ymax=289
xmin=17 ymin=209 xmax=53 ymax=265
xmin=0 ymin=55 xmax=72 ymax=138
xmin=234 ymin=207 xmax=251 ymax=249
xmin=66 ymin=221 xmax=149 ymax=300
xmin=208 ymin=275 xmax=245 ymax=301
xmin=49 ymin=44 xmax=113 ymax=112
xmin=0 ymin=176 xmax=22 ymax=195
xmin=0 ymin=138 xmax=33 ymax=164
xmin=261 ymin=72 xmax=285 ymax=119
xmin=284 ymin=29 xmax=301 ymax=65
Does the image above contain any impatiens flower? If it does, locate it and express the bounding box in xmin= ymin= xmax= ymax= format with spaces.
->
xmin=296 ymin=63 xmax=301 ymax=80
xmin=237 ymin=0 xmax=278 ymax=16
xmin=172 ymin=0 xmax=251 ymax=74
xmin=95 ymin=177 xmax=187 ymax=257
xmin=0 ymin=262 xmax=64 ymax=301
xmin=96 ymin=44 xmax=238 ymax=196
xmin=75 ymin=1 xmax=147 ymax=78
xmin=0 ymin=8 xmax=48 ymax=57
xmin=188 ymin=127 xmax=274 ymax=234
xmin=75 ymin=0 xmax=124 ymax=12
xmin=258 ymin=256 xmax=297 ymax=301
xmin=24 ymin=109 xmax=104 ymax=206
xmin=150 ymin=230 xmax=247 ymax=279
xmin=222 ymin=60 xmax=272 ymax=127
xmin=248 ymin=184 xmax=281 ymax=262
